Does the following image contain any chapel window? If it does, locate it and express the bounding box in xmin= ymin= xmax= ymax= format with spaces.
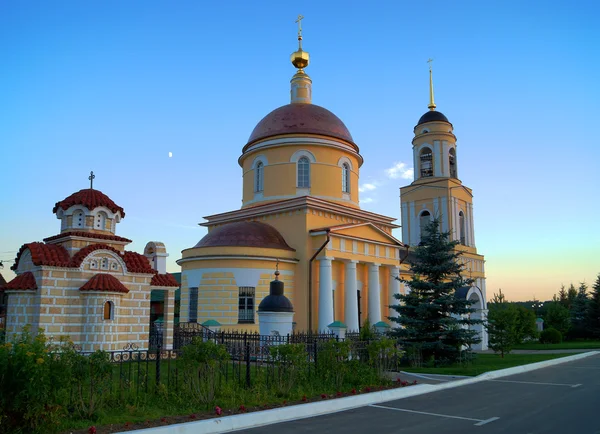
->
xmin=238 ymin=286 xmax=255 ymax=324
xmin=297 ymin=157 xmax=310 ymax=188
xmin=420 ymin=148 xmax=433 ymax=178
xmin=75 ymin=211 xmax=84 ymax=228
xmin=459 ymin=211 xmax=466 ymax=246
xmin=449 ymin=148 xmax=457 ymax=178
xmin=96 ymin=212 xmax=107 ymax=230
xmin=103 ymin=301 xmax=113 ymax=320
xmin=188 ymin=287 xmax=199 ymax=323
xmin=342 ymin=163 xmax=350 ymax=193
xmin=255 ymin=162 xmax=264 ymax=192
xmin=419 ymin=210 xmax=432 ymax=240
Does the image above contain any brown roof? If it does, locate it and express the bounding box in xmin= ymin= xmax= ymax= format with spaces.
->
xmin=44 ymin=231 xmax=132 ymax=244
xmin=245 ymin=103 xmax=355 ymax=149
xmin=80 ymin=273 xmax=129 ymax=293
xmin=150 ymin=273 xmax=180 ymax=287
xmin=0 ymin=273 xmax=6 ymax=288
xmin=53 ymin=188 xmax=125 ymax=216
xmin=195 ymin=221 xmax=294 ymax=251
xmin=4 ymin=272 xmax=37 ymax=291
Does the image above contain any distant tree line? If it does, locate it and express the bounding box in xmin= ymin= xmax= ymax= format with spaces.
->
xmin=486 ymin=275 xmax=600 ymax=356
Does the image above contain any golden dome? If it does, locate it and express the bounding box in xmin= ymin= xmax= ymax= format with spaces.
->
xmin=291 ymin=46 xmax=309 ymax=70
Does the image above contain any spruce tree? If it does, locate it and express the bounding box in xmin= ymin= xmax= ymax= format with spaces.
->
xmin=486 ymin=290 xmax=518 ymax=358
xmin=557 ymin=285 xmax=569 ymax=309
xmin=587 ymin=274 xmax=600 ymax=338
xmin=570 ymin=282 xmax=589 ymax=339
xmin=567 ymin=284 xmax=578 ymax=310
xmin=389 ymin=218 xmax=481 ymax=365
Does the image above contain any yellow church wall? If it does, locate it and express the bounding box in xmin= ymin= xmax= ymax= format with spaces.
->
xmin=180 ymin=257 xmax=296 ymax=331
xmin=240 ymin=144 xmax=361 ymax=208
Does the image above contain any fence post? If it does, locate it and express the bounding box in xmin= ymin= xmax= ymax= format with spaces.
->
xmin=244 ymin=332 xmax=251 ymax=388
xmin=155 ymin=341 xmax=162 ymax=392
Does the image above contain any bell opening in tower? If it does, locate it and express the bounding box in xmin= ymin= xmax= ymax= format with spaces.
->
xmin=449 ymin=148 xmax=457 ymax=178
xmin=420 ymin=148 xmax=433 ymax=178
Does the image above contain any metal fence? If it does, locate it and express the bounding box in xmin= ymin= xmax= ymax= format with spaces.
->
xmin=174 ymin=322 xmax=338 ymax=359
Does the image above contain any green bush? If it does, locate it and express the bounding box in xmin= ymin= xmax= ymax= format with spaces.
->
xmin=180 ymin=337 xmax=229 ymax=405
xmin=269 ymin=343 xmax=308 ymax=396
xmin=540 ymin=327 xmax=562 ymax=344
xmin=0 ymin=327 xmax=70 ymax=433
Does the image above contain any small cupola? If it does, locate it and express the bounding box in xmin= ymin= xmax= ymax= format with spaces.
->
xmin=257 ymin=262 xmax=295 ymax=337
xmin=258 ymin=266 xmax=294 ymax=313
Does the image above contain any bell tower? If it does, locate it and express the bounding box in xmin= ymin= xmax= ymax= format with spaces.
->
xmin=400 ymin=61 xmax=473 ymax=248
xmin=399 ymin=61 xmax=488 ymax=350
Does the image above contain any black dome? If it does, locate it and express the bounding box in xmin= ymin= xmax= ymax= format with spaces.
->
xmin=417 ymin=110 xmax=450 ymax=126
xmin=258 ymin=280 xmax=294 ymax=313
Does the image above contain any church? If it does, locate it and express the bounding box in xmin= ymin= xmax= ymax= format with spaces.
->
xmin=178 ymin=20 xmax=488 ymax=348
xmin=2 ymin=183 xmax=179 ymax=351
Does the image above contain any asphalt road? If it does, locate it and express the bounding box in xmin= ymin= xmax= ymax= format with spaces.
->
xmin=243 ymin=354 xmax=600 ymax=434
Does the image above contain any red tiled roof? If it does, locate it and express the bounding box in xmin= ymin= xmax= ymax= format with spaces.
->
xmin=12 ymin=242 xmax=154 ymax=275
xmin=11 ymin=242 xmax=70 ymax=271
xmin=122 ymin=251 xmax=154 ymax=274
xmin=150 ymin=273 xmax=179 ymax=287
xmin=53 ymin=189 xmax=125 ymax=216
xmin=44 ymin=231 xmax=132 ymax=244
xmin=4 ymin=272 xmax=38 ymax=291
xmin=80 ymin=273 xmax=129 ymax=293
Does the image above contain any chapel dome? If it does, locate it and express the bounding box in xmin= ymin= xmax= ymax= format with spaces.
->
xmin=53 ymin=189 xmax=125 ymax=216
xmin=245 ymin=103 xmax=354 ymax=148
xmin=194 ymin=221 xmax=295 ymax=251
xmin=417 ymin=110 xmax=450 ymax=126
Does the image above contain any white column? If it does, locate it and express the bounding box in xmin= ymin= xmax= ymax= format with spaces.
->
xmin=368 ymin=263 xmax=382 ymax=324
xmin=409 ymin=201 xmax=417 ymax=246
xmin=344 ymin=260 xmax=359 ymax=332
xmin=401 ymin=202 xmax=409 ymax=243
xmin=434 ymin=141 xmax=442 ymax=177
xmin=440 ymin=196 xmax=448 ymax=232
xmin=318 ymin=257 xmax=334 ymax=332
xmin=468 ymin=203 xmax=476 ymax=247
xmin=388 ymin=266 xmax=401 ymax=320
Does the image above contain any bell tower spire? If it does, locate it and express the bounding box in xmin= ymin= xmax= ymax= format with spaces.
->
xmin=290 ymin=15 xmax=312 ymax=104
xmin=427 ymin=58 xmax=436 ymax=111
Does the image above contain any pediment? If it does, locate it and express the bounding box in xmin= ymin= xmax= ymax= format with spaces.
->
xmin=328 ymin=223 xmax=404 ymax=246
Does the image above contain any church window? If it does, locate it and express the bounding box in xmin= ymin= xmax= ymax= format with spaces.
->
xmin=254 ymin=162 xmax=264 ymax=192
xmin=101 ymin=258 xmax=108 ymax=269
xmin=297 ymin=157 xmax=310 ymax=188
xmin=459 ymin=211 xmax=466 ymax=245
xmin=449 ymin=148 xmax=457 ymax=178
xmin=75 ymin=211 xmax=84 ymax=228
xmin=238 ymin=286 xmax=255 ymax=324
xmin=420 ymin=148 xmax=433 ymax=178
xmin=342 ymin=163 xmax=350 ymax=193
xmin=188 ymin=287 xmax=198 ymax=323
xmin=103 ymin=301 xmax=113 ymax=320
xmin=419 ymin=210 xmax=432 ymax=240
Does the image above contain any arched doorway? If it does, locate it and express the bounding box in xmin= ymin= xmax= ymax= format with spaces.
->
xmin=466 ymin=286 xmax=487 ymax=350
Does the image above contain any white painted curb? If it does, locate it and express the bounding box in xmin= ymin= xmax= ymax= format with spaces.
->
xmin=120 ymin=351 xmax=599 ymax=434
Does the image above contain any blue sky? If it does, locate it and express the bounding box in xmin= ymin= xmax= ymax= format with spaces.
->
xmin=1 ymin=1 xmax=598 ymax=301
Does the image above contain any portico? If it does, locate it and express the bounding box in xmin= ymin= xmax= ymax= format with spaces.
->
xmin=312 ymin=225 xmax=408 ymax=332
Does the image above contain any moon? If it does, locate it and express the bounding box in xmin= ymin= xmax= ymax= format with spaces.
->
xmin=168 ymin=152 xmax=173 ymax=158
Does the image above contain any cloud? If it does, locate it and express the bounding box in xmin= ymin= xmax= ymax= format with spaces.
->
xmin=359 ymin=183 xmax=378 ymax=193
xmin=385 ymin=162 xmax=414 ymax=180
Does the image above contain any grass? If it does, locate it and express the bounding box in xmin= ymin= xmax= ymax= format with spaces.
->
xmin=513 ymin=340 xmax=600 ymax=350
xmin=401 ymin=353 xmax=574 ymax=376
